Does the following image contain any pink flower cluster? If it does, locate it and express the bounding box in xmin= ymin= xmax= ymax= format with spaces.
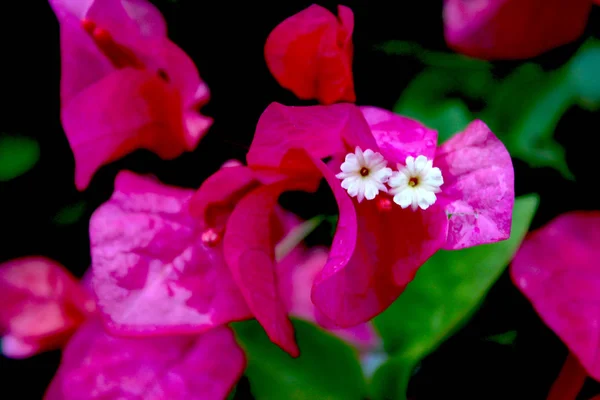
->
xmin=0 ymin=1 xmax=527 ymax=399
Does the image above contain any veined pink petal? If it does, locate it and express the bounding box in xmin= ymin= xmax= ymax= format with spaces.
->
xmin=247 ymin=102 xmax=377 ymax=175
xmin=511 ymin=211 xmax=600 ymax=381
xmin=44 ymin=320 xmax=244 ymax=400
xmin=265 ymin=4 xmax=355 ymax=104
xmin=443 ymin=0 xmax=592 ymax=60
xmin=223 ymin=179 xmax=319 ymax=357
xmin=278 ymin=247 xmax=380 ymax=351
xmin=360 ymin=106 xmax=438 ymax=164
xmin=0 ymin=257 xmax=95 ymax=358
xmin=89 ymin=171 xmax=250 ymax=336
xmin=49 ymin=0 xmax=211 ymax=190
xmin=435 ymin=120 xmax=514 ymax=249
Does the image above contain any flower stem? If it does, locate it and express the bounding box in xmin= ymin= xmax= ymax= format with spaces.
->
xmin=546 ymin=353 xmax=587 ymax=400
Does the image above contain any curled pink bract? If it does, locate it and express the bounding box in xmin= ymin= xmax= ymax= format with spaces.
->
xmin=89 ymin=170 xmax=251 ymax=336
xmin=0 ymin=257 xmax=95 ymax=358
xmin=240 ymin=103 xmax=513 ymax=327
xmin=443 ymin=0 xmax=592 ymax=60
xmin=49 ymin=0 xmax=212 ymax=190
xmin=45 ymin=320 xmax=244 ymax=400
xmin=265 ymin=4 xmax=355 ymax=104
xmin=511 ymin=211 xmax=600 ymax=380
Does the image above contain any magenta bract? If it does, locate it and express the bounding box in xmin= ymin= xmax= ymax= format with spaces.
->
xmin=511 ymin=211 xmax=600 ymax=380
xmin=49 ymin=0 xmax=211 ymax=190
xmin=265 ymin=4 xmax=355 ymax=104
xmin=45 ymin=320 xmax=244 ymax=400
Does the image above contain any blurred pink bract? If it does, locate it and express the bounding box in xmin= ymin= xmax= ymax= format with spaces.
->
xmin=443 ymin=0 xmax=593 ymax=60
xmin=511 ymin=211 xmax=600 ymax=380
xmin=44 ymin=320 xmax=244 ymax=400
xmin=48 ymin=0 xmax=212 ymax=190
xmin=0 ymin=257 xmax=95 ymax=358
xmin=265 ymin=4 xmax=355 ymax=104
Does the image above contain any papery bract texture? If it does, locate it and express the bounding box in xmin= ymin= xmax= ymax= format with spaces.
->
xmin=511 ymin=211 xmax=600 ymax=380
xmin=434 ymin=120 xmax=514 ymax=249
xmin=45 ymin=320 xmax=244 ymax=400
xmin=89 ymin=170 xmax=250 ymax=336
xmin=443 ymin=0 xmax=592 ymax=60
xmin=265 ymin=4 xmax=355 ymax=104
xmin=245 ymin=103 xmax=513 ymax=327
xmin=49 ymin=0 xmax=211 ymax=190
xmin=0 ymin=257 xmax=95 ymax=358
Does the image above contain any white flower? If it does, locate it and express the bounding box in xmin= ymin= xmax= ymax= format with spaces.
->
xmin=336 ymin=147 xmax=392 ymax=202
xmin=388 ymin=155 xmax=443 ymax=211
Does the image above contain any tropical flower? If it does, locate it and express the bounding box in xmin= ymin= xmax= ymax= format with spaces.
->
xmin=201 ymin=102 xmax=514 ymax=331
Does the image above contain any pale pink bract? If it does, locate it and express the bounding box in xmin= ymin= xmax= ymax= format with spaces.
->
xmin=0 ymin=257 xmax=95 ymax=358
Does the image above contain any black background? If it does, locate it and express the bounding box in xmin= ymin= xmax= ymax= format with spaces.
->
xmin=1 ymin=1 xmax=600 ymax=398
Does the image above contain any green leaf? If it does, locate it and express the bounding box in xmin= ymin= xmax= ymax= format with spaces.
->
xmin=393 ymin=67 xmax=494 ymax=143
xmin=480 ymin=64 xmax=574 ymax=179
xmin=377 ymin=40 xmax=490 ymax=70
xmin=0 ymin=135 xmax=40 ymax=181
xmin=52 ymin=201 xmax=87 ymax=226
xmin=371 ymin=194 xmax=539 ymax=400
xmin=484 ymin=330 xmax=517 ymax=346
xmin=568 ymin=39 xmax=600 ymax=109
xmin=392 ymin=39 xmax=600 ymax=179
xmin=232 ymin=319 xmax=366 ymax=400
xmin=275 ymin=215 xmax=325 ymax=261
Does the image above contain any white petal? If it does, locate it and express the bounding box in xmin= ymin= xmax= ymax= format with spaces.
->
xmin=414 ymin=155 xmax=428 ymax=171
xmin=354 ymin=146 xmax=365 ymax=165
xmin=393 ymin=189 xmax=414 ymax=209
xmin=340 ymin=158 xmax=360 ymax=173
xmin=341 ymin=176 xmax=358 ymax=190
xmin=364 ymin=182 xmax=379 ymax=200
xmin=419 ymin=188 xmax=436 ymax=206
xmin=388 ymin=171 xmax=408 ymax=188
xmin=405 ymin=156 xmax=415 ymax=173
xmin=347 ymin=179 xmax=361 ymax=196
xmin=373 ymin=167 xmax=393 ymax=182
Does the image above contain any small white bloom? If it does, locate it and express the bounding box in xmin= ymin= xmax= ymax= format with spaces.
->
xmin=388 ymin=155 xmax=443 ymax=211
xmin=336 ymin=147 xmax=392 ymax=202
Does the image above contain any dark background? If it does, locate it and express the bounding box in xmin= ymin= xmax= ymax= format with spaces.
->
xmin=1 ymin=1 xmax=600 ymax=398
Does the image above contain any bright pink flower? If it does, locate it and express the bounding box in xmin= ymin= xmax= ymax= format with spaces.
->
xmin=265 ymin=4 xmax=355 ymax=104
xmin=89 ymin=170 xmax=251 ymax=337
xmin=240 ymin=103 xmax=513 ymax=327
xmin=49 ymin=0 xmax=212 ymax=190
xmin=443 ymin=0 xmax=593 ymax=60
xmin=511 ymin=211 xmax=600 ymax=380
xmin=0 ymin=257 xmax=95 ymax=358
xmin=45 ymin=319 xmax=244 ymax=400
